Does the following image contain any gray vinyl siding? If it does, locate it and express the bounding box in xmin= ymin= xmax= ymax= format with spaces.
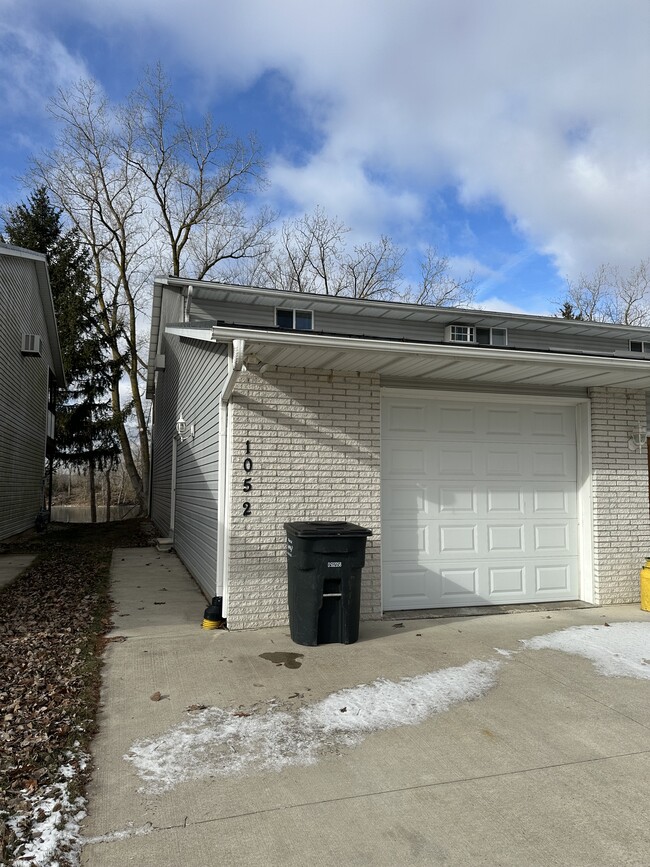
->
xmin=0 ymin=254 xmax=56 ymax=540
xmin=189 ymin=297 xmax=633 ymax=356
xmin=150 ymin=329 xmax=229 ymax=600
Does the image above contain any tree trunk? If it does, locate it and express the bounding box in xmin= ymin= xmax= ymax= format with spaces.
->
xmin=105 ymin=469 xmax=112 ymax=522
xmin=89 ymin=461 xmax=97 ymax=523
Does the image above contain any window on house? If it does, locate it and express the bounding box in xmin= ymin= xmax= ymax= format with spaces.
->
xmin=447 ymin=325 xmax=475 ymax=343
xmin=276 ymin=308 xmax=313 ymax=330
xmin=629 ymin=340 xmax=650 ymax=353
xmin=445 ymin=325 xmax=507 ymax=346
xmin=477 ymin=327 xmax=508 ymax=346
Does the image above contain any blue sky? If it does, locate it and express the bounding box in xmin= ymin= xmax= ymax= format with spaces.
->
xmin=1 ymin=0 xmax=648 ymax=314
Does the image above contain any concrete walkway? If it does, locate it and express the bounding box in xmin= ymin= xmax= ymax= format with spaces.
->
xmin=81 ymin=548 xmax=650 ymax=866
xmin=0 ymin=554 xmax=34 ymax=590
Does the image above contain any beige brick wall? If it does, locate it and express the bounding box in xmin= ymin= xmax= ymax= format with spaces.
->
xmin=590 ymin=387 xmax=650 ymax=603
xmin=227 ymin=367 xmax=381 ymax=629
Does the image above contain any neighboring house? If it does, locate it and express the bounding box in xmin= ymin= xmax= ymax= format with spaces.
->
xmin=0 ymin=243 xmax=65 ymax=540
xmin=147 ymin=277 xmax=650 ymax=629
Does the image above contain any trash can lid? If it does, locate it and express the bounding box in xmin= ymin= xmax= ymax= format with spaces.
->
xmin=284 ymin=521 xmax=372 ymax=538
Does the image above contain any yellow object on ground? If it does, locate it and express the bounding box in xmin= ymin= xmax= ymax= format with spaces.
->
xmin=202 ymin=618 xmax=224 ymax=630
xmin=640 ymin=559 xmax=650 ymax=611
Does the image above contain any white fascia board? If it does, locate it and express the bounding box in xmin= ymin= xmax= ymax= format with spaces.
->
xmin=209 ymin=324 xmax=650 ymax=375
xmin=165 ymin=325 xmax=217 ymax=343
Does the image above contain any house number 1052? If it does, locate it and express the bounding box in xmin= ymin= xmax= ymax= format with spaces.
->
xmin=243 ymin=440 xmax=253 ymax=517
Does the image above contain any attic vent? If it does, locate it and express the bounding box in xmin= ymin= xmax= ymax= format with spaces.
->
xmin=22 ymin=334 xmax=42 ymax=356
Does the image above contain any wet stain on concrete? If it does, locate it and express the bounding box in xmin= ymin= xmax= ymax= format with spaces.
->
xmin=259 ymin=651 xmax=304 ymax=669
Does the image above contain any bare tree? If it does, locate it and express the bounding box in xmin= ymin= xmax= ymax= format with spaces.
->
xmin=30 ymin=67 xmax=273 ymax=511
xmin=413 ymin=246 xmax=476 ymax=307
xmin=561 ymin=260 xmax=650 ymax=324
xmin=245 ymin=207 xmax=404 ymax=300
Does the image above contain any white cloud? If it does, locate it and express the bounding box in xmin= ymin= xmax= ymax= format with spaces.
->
xmin=9 ymin=0 xmax=650 ymax=279
xmin=0 ymin=21 xmax=90 ymax=119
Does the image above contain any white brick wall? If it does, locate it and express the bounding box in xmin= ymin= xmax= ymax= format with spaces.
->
xmin=590 ymin=387 xmax=650 ymax=603
xmin=227 ymin=367 xmax=381 ymax=629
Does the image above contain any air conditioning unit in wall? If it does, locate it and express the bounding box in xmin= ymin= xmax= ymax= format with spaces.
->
xmin=445 ymin=324 xmax=476 ymax=343
xmin=21 ymin=334 xmax=43 ymax=356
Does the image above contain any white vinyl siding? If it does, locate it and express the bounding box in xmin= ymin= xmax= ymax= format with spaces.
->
xmin=150 ymin=332 xmax=228 ymax=600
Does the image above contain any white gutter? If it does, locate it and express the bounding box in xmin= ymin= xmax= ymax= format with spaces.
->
xmin=216 ymin=339 xmax=246 ymax=615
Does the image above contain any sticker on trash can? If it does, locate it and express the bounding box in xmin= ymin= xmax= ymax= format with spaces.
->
xmin=328 ymin=561 xmax=342 ymax=567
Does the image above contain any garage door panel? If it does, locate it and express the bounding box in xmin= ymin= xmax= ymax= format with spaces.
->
xmin=533 ymin=487 xmax=574 ymax=515
xmin=439 ymin=524 xmax=477 ymax=553
xmin=382 ymin=395 xmax=581 ymax=609
xmin=436 ymin=446 xmax=476 ymax=476
xmin=534 ymin=524 xmax=571 ymax=552
xmin=531 ymin=447 xmax=575 ymax=479
xmin=438 ymin=405 xmax=476 ymax=434
xmin=486 ymin=488 xmax=525 ymax=514
xmin=385 ymin=524 xmax=431 ymax=556
xmin=382 ymin=482 xmax=429 ymax=518
xmin=489 ymin=566 xmax=526 ymax=596
xmin=386 ymin=565 xmax=432 ymax=605
xmin=384 ymin=402 xmax=429 ymax=435
xmin=530 ymin=408 xmax=574 ymax=438
xmin=440 ymin=567 xmax=479 ymax=598
xmin=487 ymin=524 xmax=524 ymax=552
xmin=535 ymin=563 xmax=574 ymax=592
xmin=384 ymin=444 xmax=428 ymax=476
xmin=439 ymin=486 xmax=477 ymax=514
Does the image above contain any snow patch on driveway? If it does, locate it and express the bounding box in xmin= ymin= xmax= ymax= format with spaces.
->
xmin=521 ymin=622 xmax=650 ymax=679
xmin=125 ymin=658 xmax=500 ymax=793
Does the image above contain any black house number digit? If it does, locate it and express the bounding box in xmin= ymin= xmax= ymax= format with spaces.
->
xmin=243 ymin=440 xmax=253 ymax=517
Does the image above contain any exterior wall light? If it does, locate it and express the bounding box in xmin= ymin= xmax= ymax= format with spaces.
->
xmin=628 ymin=422 xmax=646 ymax=453
xmin=176 ymin=413 xmax=195 ymax=442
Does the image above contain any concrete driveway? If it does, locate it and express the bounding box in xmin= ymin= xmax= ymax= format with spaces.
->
xmin=81 ymin=548 xmax=650 ymax=866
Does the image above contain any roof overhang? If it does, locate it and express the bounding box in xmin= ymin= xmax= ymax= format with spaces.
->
xmin=163 ymin=324 xmax=650 ymax=391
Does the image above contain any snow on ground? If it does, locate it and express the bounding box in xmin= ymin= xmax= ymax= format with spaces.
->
xmin=8 ymin=757 xmax=88 ymax=867
xmin=520 ymin=622 xmax=650 ymax=679
xmin=125 ymin=659 xmax=501 ymax=793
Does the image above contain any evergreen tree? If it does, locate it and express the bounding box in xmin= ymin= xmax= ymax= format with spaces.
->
xmin=2 ymin=188 xmax=121 ymax=520
xmin=557 ymin=301 xmax=583 ymax=320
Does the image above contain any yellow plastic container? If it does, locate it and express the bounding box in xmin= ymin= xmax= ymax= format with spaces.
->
xmin=641 ymin=558 xmax=650 ymax=611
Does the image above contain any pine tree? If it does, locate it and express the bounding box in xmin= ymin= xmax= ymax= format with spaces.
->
xmin=2 ymin=188 xmax=121 ymax=520
xmin=557 ymin=301 xmax=583 ymax=320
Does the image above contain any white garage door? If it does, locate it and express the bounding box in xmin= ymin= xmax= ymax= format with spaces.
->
xmin=382 ymin=395 xmax=580 ymax=610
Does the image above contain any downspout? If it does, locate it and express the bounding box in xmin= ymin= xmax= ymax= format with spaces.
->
xmin=184 ymin=284 xmax=194 ymax=322
xmin=216 ymin=339 xmax=246 ymax=616
xmin=170 ymin=436 xmax=177 ymax=538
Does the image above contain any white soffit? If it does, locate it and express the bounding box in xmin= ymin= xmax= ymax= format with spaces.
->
xmin=209 ymin=325 xmax=650 ymax=390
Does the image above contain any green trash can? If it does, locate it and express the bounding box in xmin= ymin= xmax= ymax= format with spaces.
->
xmin=284 ymin=521 xmax=373 ymax=646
